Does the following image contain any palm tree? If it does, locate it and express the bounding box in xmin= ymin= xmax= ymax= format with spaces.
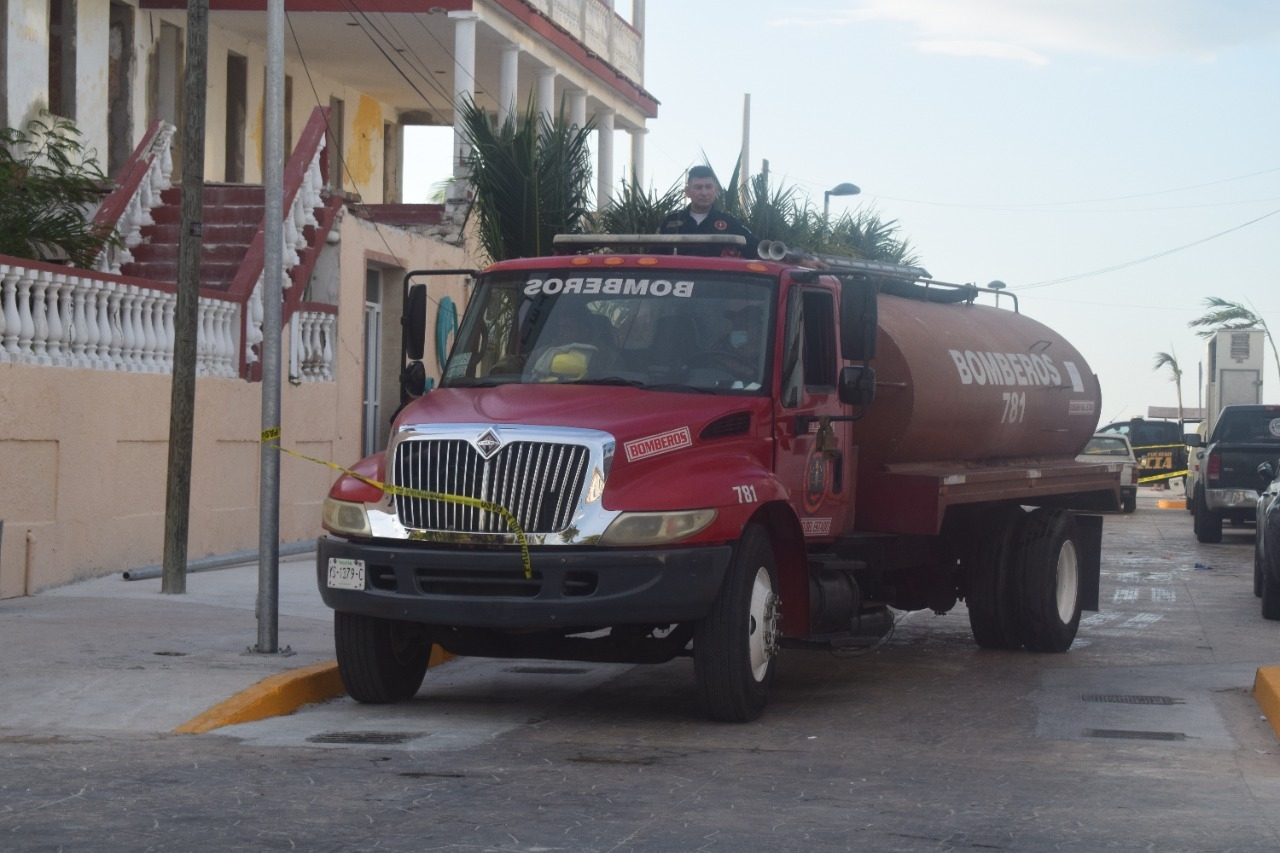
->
xmin=824 ymin=208 xmax=921 ymax=265
xmin=1152 ymin=349 xmax=1184 ymax=421
xmin=457 ymin=95 xmax=595 ymax=262
xmin=594 ymin=170 xmax=684 ymax=235
xmin=594 ymin=159 xmax=921 ymax=266
xmin=1188 ymin=297 xmax=1280 ymax=385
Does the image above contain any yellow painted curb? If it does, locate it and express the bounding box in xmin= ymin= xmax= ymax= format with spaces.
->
xmin=1253 ymin=666 xmax=1280 ymax=741
xmin=174 ymin=647 xmax=455 ymax=734
xmin=1157 ymin=499 xmax=1186 ymax=510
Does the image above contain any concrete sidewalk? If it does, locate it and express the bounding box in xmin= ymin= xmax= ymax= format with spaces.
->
xmin=0 ymin=553 xmax=342 ymax=734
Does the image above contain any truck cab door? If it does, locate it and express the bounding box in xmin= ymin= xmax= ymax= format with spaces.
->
xmin=774 ymin=282 xmax=855 ymax=540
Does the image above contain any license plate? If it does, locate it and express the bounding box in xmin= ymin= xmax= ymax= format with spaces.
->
xmin=327 ymin=558 xmax=366 ymax=590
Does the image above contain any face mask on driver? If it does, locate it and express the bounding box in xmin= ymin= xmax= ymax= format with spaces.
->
xmin=729 ymin=330 xmax=747 ymax=348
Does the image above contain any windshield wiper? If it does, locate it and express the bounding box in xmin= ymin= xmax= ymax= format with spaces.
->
xmin=645 ymin=383 xmax=715 ymax=394
xmin=563 ymin=377 xmax=649 ymax=388
xmin=442 ymin=377 xmax=519 ymax=388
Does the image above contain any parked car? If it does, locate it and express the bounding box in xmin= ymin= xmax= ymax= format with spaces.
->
xmin=1255 ymin=459 xmax=1280 ymax=619
xmin=1098 ymin=418 xmax=1186 ymax=488
xmin=1184 ymin=420 xmax=1209 ymax=514
xmin=1078 ymin=433 xmax=1138 ymax=513
xmin=1187 ymin=405 xmax=1280 ymax=542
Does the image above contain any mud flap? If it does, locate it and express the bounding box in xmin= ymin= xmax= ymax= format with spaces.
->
xmin=1072 ymin=513 xmax=1103 ymax=612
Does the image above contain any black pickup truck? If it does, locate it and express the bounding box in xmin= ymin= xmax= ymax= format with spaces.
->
xmin=1186 ymin=404 xmax=1280 ymax=543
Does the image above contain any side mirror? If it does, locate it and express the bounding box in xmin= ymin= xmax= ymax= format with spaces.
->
xmin=838 ymin=365 xmax=876 ymax=406
xmin=840 ymin=279 xmax=877 ymax=362
xmin=400 ymin=360 xmax=427 ymax=401
xmin=404 ymin=283 xmax=428 ymax=361
xmin=1183 ymin=433 xmax=1204 ymax=448
xmin=1260 ymin=460 xmax=1278 ymax=486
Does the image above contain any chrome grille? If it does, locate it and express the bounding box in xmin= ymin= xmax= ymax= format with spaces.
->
xmin=392 ymin=439 xmax=589 ymax=534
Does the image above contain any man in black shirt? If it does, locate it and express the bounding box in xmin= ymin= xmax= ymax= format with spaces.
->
xmin=656 ymin=165 xmax=759 ymax=257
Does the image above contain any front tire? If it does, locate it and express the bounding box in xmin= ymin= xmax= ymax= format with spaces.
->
xmin=695 ymin=525 xmax=780 ymax=722
xmin=1255 ymin=547 xmax=1265 ymax=598
xmin=1013 ymin=509 xmax=1082 ymax=653
xmin=335 ymin=611 xmax=432 ymax=704
xmin=1193 ymin=489 xmax=1222 ymax=543
xmin=1263 ymin=561 xmax=1280 ymax=620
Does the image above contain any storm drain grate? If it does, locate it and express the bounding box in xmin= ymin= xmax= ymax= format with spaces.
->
xmin=306 ymin=731 xmax=425 ymax=745
xmin=1083 ymin=729 xmax=1186 ymax=741
xmin=1081 ymin=693 xmax=1184 ymax=705
xmin=505 ymin=666 xmax=591 ymax=675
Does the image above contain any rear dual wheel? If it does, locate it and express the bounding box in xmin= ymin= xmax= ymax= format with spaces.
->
xmin=965 ymin=506 xmax=1024 ymax=650
xmin=966 ymin=507 xmax=1082 ymax=653
xmin=1014 ymin=509 xmax=1083 ymax=652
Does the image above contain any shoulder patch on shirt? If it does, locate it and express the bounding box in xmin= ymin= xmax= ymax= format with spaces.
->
xmin=714 ymin=219 xmax=728 ymax=230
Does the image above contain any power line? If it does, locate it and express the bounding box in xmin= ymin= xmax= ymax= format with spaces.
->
xmin=1014 ymin=207 xmax=1280 ymax=290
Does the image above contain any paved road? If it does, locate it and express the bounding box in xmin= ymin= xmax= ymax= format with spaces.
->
xmin=1 ymin=494 xmax=1277 ymax=851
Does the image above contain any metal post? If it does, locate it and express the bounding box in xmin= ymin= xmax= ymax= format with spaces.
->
xmin=739 ymin=93 xmax=750 ymax=213
xmin=255 ymin=0 xmax=284 ymax=653
xmin=161 ymin=0 xmax=208 ymax=595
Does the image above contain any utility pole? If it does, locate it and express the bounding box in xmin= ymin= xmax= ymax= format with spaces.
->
xmin=739 ymin=93 xmax=750 ymax=214
xmin=255 ymin=0 xmax=285 ymax=653
xmin=161 ymin=0 xmax=208 ymax=594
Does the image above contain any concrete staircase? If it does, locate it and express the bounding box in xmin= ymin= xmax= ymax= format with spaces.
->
xmin=120 ymin=184 xmax=265 ymax=292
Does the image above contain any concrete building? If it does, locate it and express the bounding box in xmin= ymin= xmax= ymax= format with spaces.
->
xmin=0 ymin=0 xmax=656 ymax=595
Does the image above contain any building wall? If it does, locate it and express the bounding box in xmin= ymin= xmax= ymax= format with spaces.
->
xmin=4 ymin=0 xmax=48 ymax=129
xmin=0 ymin=215 xmax=474 ymax=597
xmin=76 ymin=1 xmax=111 ymax=156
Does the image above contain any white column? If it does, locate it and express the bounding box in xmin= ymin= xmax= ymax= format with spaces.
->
xmin=536 ymin=67 xmax=557 ymax=123
xmin=499 ymin=44 xmax=520 ymax=125
xmin=567 ymin=89 xmax=587 ymax=131
xmin=629 ymin=126 xmax=647 ymax=186
xmin=596 ymin=108 xmax=615 ymax=209
xmin=633 ymin=0 xmax=646 ymax=77
xmin=449 ymin=11 xmax=479 ymax=199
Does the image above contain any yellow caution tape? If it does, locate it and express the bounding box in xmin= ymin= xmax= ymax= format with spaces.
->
xmin=1138 ymin=469 xmax=1188 ymax=485
xmin=262 ymin=429 xmax=532 ymax=578
xmin=1130 ymin=442 xmax=1187 ymax=451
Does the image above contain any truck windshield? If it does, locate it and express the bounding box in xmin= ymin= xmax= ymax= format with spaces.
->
xmin=441 ymin=270 xmax=776 ymax=393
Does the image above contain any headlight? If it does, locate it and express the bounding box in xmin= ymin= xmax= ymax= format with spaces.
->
xmin=323 ymin=497 xmax=372 ymax=537
xmin=599 ymin=509 xmax=716 ymax=546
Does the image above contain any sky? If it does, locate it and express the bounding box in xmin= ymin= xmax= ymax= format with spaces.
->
xmin=409 ymin=0 xmax=1280 ymax=425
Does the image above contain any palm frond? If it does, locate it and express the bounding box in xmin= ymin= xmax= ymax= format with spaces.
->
xmin=458 ymin=95 xmax=595 ymax=262
xmin=1152 ymin=351 xmax=1181 ymax=378
xmin=594 ymin=171 xmax=685 ymax=234
xmin=1188 ymin=297 xmax=1262 ymax=339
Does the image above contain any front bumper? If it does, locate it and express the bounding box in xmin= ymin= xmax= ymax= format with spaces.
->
xmin=316 ymin=536 xmax=733 ymax=630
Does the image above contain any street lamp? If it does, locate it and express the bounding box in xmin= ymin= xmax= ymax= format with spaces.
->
xmin=823 ymin=182 xmax=861 ymax=221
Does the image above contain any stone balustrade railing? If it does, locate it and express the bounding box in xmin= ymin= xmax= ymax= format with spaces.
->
xmin=536 ymin=0 xmax=642 ymax=84
xmin=289 ymin=307 xmax=337 ymax=383
xmin=92 ymin=121 xmax=177 ymax=275
xmin=240 ymin=112 xmax=336 ymax=376
xmin=0 ymin=260 xmax=240 ymax=378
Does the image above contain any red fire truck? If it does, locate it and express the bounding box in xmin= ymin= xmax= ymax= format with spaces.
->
xmin=317 ymin=235 xmax=1121 ymax=722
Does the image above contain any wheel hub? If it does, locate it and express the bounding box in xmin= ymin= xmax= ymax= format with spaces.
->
xmin=748 ymin=567 xmax=781 ymax=681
